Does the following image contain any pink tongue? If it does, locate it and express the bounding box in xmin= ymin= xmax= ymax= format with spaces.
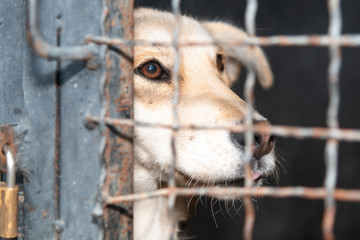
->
xmin=252 ymin=172 xmax=262 ymax=180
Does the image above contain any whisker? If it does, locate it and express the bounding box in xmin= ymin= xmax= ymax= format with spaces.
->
xmin=194 ymin=197 xmax=202 ymax=215
xmin=225 ymin=199 xmax=233 ymax=218
xmin=187 ymin=195 xmax=196 ymax=211
xmin=199 ymin=196 xmax=205 ymax=207
xmin=218 ymin=201 xmax=230 ymax=221
xmin=210 ymin=198 xmax=219 ymax=228
xmin=233 ymin=200 xmax=243 ymax=216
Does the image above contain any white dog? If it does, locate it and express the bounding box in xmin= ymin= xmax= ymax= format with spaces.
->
xmin=133 ymin=8 xmax=276 ymax=240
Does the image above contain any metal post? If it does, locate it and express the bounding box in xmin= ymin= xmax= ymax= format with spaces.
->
xmin=100 ymin=0 xmax=134 ymax=239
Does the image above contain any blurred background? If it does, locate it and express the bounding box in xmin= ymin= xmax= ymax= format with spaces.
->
xmin=135 ymin=0 xmax=360 ymax=239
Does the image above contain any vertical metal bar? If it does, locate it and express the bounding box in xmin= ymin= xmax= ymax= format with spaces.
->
xmin=53 ymin=21 xmax=62 ymax=240
xmin=100 ymin=0 xmax=134 ymax=239
xmin=323 ymin=0 xmax=342 ymax=239
xmin=169 ymin=1 xmax=181 ymax=239
xmin=243 ymin=0 xmax=258 ymax=240
xmin=327 ymin=2 xmax=342 ymax=129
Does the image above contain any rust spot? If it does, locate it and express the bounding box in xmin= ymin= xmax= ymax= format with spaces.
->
xmin=111 ymin=18 xmax=117 ymax=27
xmin=116 ymin=106 xmax=131 ymax=112
xmin=313 ymin=127 xmax=325 ymax=139
xmin=308 ymin=36 xmax=320 ymax=46
xmin=278 ymin=36 xmax=289 ymax=46
xmin=42 ymin=209 xmax=49 ymax=219
xmin=258 ymin=37 xmax=267 ymax=46
xmin=27 ymin=206 xmax=37 ymax=212
xmin=341 ymin=35 xmax=352 ymax=47
xmin=102 ymin=0 xmax=134 ymax=238
xmin=105 ymin=57 xmax=112 ymax=68
xmin=103 ymin=8 xmax=109 ymax=18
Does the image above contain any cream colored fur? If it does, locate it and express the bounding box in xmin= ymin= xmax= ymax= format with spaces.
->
xmin=133 ymin=8 xmax=275 ymax=240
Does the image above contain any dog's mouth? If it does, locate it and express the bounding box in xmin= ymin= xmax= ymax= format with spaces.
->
xmin=174 ymin=169 xmax=266 ymax=188
xmin=214 ymin=172 xmax=264 ymax=187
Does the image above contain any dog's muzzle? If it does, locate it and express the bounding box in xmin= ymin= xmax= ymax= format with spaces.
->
xmin=230 ymin=120 xmax=275 ymax=160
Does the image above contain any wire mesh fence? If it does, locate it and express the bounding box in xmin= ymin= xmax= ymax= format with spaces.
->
xmin=85 ymin=0 xmax=360 ymax=239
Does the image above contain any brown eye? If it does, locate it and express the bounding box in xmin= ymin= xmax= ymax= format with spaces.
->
xmin=216 ymin=54 xmax=225 ymax=73
xmin=136 ymin=61 xmax=171 ymax=82
xmin=141 ymin=62 xmax=162 ymax=79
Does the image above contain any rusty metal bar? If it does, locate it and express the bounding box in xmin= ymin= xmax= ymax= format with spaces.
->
xmin=86 ymin=34 xmax=360 ymax=48
xmin=327 ymin=2 xmax=342 ymax=130
xmin=53 ymin=23 xmax=62 ymax=240
xmin=168 ymin=1 xmax=182 ymax=239
xmin=243 ymin=1 xmax=258 ymax=239
xmin=26 ymin=0 xmax=99 ymax=63
xmin=105 ymin=186 xmax=360 ymax=204
xmin=86 ymin=116 xmax=360 ymax=142
xmin=96 ymin=0 xmax=134 ymax=239
xmin=323 ymin=0 xmax=342 ymax=239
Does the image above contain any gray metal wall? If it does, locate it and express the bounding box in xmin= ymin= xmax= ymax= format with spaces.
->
xmin=1 ymin=0 xmax=133 ymax=239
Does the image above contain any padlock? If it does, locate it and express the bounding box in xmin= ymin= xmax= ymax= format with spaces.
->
xmin=0 ymin=146 xmax=18 ymax=238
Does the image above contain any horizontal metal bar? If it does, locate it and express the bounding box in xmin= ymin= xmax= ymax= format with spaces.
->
xmin=26 ymin=0 xmax=99 ymax=62
xmin=86 ymin=34 xmax=360 ymax=48
xmin=105 ymin=186 xmax=360 ymax=204
xmin=86 ymin=116 xmax=360 ymax=142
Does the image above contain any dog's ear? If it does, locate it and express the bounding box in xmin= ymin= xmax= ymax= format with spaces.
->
xmin=202 ymin=21 xmax=273 ymax=89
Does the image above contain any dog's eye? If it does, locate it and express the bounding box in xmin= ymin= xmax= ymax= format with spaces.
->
xmin=136 ymin=61 xmax=170 ymax=81
xmin=136 ymin=61 xmax=172 ymax=82
xmin=141 ymin=62 xmax=162 ymax=79
xmin=216 ymin=54 xmax=225 ymax=73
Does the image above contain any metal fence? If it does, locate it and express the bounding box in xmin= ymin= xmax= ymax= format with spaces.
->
xmin=88 ymin=0 xmax=359 ymax=240
xmin=17 ymin=0 xmax=360 ymax=239
xmin=98 ymin=0 xmax=359 ymax=239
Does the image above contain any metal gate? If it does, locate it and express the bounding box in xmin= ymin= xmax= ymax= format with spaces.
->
xmin=1 ymin=0 xmax=133 ymax=239
xmin=2 ymin=0 xmax=360 ymax=240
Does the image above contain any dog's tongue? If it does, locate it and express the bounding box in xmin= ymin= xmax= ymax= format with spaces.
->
xmin=252 ymin=172 xmax=262 ymax=181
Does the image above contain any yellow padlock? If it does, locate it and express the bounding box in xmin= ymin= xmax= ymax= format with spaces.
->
xmin=0 ymin=146 xmax=18 ymax=238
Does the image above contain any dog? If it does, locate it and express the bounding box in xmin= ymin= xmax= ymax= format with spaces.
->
xmin=133 ymin=8 xmax=276 ymax=240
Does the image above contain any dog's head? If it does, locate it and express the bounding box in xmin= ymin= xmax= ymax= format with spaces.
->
xmin=134 ymin=8 xmax=276 ymax=189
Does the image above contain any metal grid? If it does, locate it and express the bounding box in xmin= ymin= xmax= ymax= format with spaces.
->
xmin=88 ymin=0 xmax=357 ymax=239
xmin=25 ymin=0 xmax=360 ymax=239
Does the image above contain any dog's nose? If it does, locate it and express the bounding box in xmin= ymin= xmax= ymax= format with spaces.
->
xmin=231 ymin=120 xmax=275 ymax=160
